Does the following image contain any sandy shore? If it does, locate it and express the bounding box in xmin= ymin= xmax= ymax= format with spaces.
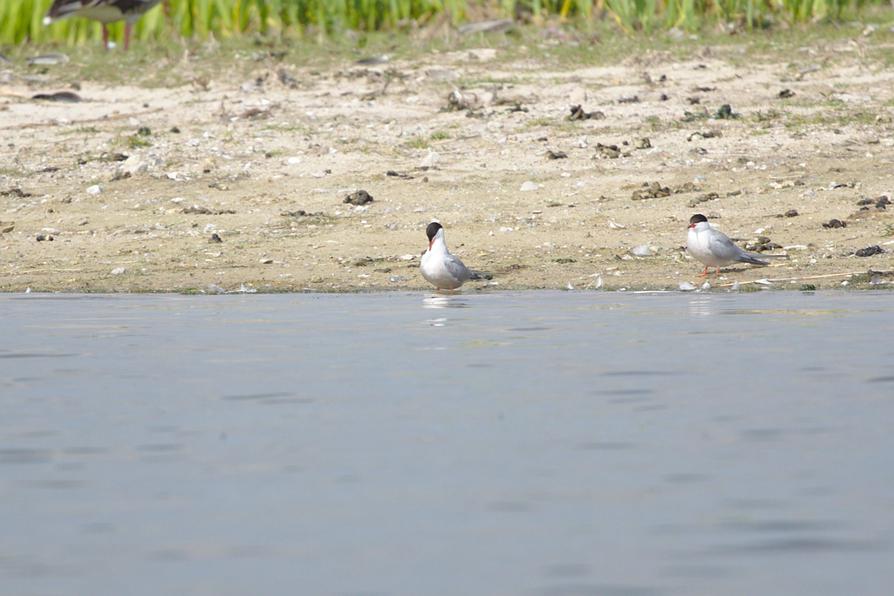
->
xmin=1 ymin=28 xmax=893 ymax=292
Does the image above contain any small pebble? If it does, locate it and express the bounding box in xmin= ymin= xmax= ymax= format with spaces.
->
xmin=520 ymin=181 xmax=539 ymax=192
xmin=110 ymin=267 xmax=126 ymax=275
xmin=209 ymin=233 xmax=223 ymax=243
xmin=784 ymin=209 xmax=799 ymax=217
xmin=86 ymin=184 xmax=102 ymax=195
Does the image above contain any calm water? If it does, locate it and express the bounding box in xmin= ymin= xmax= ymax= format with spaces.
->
xmin=1 ymin=291 xmax=893 ymax=596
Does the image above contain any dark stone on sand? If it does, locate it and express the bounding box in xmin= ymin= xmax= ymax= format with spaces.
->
xmin=32 ymin=91 xmax=81 ymax=103
xmin=631 ymin=182 xmax=672 ymax=200
xmin=778 ymin=89 xmax=795 ymax=99
xmin=595 ymin=143 xmax=622 ymax=159
xmin=278 ymin=69 xmax=299 ymax=88
xmin=182 ymin=206 xmax=236 ymax=215
xmin=686 ymin=130 xmax=723 ymax=141
xmin=688 ymin=192 xmax=719 ymax=207
xmin=675 ymin=182 xmax=699 ymax=193
xmin=822 ymin=219 xmax=847 ymax=229
xmin=855 ymin=245 xmax=883 ymax=257
xmin=546 ymin=150 xmax=568 ymax=160
xmin=209 ymin=233 xmax=223 ymax=243
xmin=1 ymin=188 xmax=32 ymax=198
xmin=568 ymin=105 xmax=605 ymax=121
xmin=715 ymin=104 xmax=738 ymax=119
xmin=784 ymin=209 xmax=799 ymax=217
xmin=634 ymin=137 xmax=652 ymax=149
xmin=344 ymin=190 xmax=374 ymax=205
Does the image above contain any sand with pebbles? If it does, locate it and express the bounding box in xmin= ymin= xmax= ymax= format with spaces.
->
xmin=1 ymin=30 xmax=893 ymax=293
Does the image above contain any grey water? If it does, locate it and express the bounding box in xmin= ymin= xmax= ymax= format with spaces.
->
xmin=1 ymin=291 xmax=893 ymax=596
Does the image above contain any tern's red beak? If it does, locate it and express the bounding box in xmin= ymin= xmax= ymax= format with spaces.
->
xmin=688 ymin=223 xmax=696 ymax=229
xmin=428 ymin=239 xmax=433 ymax=250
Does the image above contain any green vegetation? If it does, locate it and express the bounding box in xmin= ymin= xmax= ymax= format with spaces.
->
xmin=126 ymin=134 xmax=152 ymax=149
xmin=0 ymin=0 xmax=890 ymax=46
xmin=406 ymin=135 xmax=431 ymax=149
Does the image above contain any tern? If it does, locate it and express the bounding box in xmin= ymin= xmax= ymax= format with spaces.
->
xmin=420 ymin=222 xmax=478 ymax=290
xmin=43 ymin=0 xmax=164 ymax=50
xmin=687 ymin=213 xmax=769 ymax=276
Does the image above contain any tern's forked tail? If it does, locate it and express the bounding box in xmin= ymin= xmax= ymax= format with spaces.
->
xmin=736 ymin=252 xmax=770 ymax=266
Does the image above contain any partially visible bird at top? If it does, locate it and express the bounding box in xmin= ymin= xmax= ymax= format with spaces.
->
xmin=43 ymin=0 xmax=164 ymax=51
xmin=686 ymin=213 xmax=770 ymax=276
xmin=420 ymin=221 xmax=479 ymax=291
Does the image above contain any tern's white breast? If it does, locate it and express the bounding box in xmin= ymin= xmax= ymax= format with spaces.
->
xmin=420 ymin=250 xmax=464 ymax=290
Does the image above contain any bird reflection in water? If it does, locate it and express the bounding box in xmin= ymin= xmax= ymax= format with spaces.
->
xmin=688 ymin=295 xmax=717 ymax=317
xmin=422 ymin=295 xmax=470 ymax=310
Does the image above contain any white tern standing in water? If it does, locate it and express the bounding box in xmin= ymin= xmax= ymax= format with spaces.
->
xmin=420 ymin=222 xmax=478 ymax=290
xmin=686 ymin=213 xmax=769 ymax=276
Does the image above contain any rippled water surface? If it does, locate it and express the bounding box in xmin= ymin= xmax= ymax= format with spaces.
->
xmin=2 ymin=291 xmax=893 ymax=596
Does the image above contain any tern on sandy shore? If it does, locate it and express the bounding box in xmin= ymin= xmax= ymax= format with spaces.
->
xmin=420 ymin=222 xmax=478 ymax=290
xmin=43 ymin=0 xmax=164 ymax=50
xmin=687 ymin=213 xmax=769 ymax=276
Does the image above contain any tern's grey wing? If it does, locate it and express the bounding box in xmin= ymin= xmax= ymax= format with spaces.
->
xmin=708 ymin=230 xmax=767 ymax=266
xmin=707 ymin=230 xmax=745 ymax=260
xmin=444 ymin=253 xmax=473 ymax=282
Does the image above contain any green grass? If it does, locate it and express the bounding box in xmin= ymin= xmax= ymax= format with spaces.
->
xmin=406 ymin=135 xmax=430 ymax=149
xmin=0 ymin=0 xmax=889 ymax=46
xmin=126 ymin=134 xmax=152 ymax=149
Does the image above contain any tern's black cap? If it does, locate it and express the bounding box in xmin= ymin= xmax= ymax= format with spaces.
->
xmin=689 ymin=214 xmax=708 ymax=225
xmin=426 ymin=221 xmax=443 ymax=241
